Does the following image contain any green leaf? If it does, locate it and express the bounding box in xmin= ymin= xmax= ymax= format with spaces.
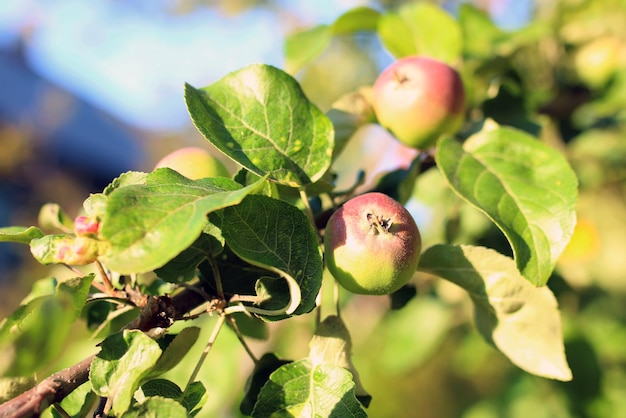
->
xmin=0 ymin=226 xmax=44 ymax=244
xmin=56 ymin=274 xmax=95 ymax=322
xmin=141 ymin=379 xmax=183 ymax=399
xmin=103 ymin=171 xmax=149 ymax=195
xmin=38 ymin=203 xmax=74 ymax=233
xmin=90 ymin=329 xmax=163 ymax=415
xmin=252 ymin=359 xmax=367 ymax=418
xmin=212 ymin=194 xmax=323 ymax=317
xmin=0 ymin=296 xmax=73 ymax=376
xmin=120 ymin=396 xmax=188 ymax=418
xmin=309 ymin=315 xmax=371 ymax=406
xmin=285 ymin=7 xmax=380 ymax=74
xmin=459 ymin=3 xmax=505 ymax=58
xmin=52 ymin=382 xmax=98 ymax=418
xmin=154 ymin=225 xmax=224 ymax=284
xmin=148 ymin=327 xmax=201 ymax=378
xmin=436 ymin=126 xmax=578 ymax=285
xmin=99 ymin=169 xmax=267 ymax=274
xmin=418 ymin=244 xmax=573 ymax=381
xmin=30 ymin=234 xmax=103 ymax=266
xmin=184 ymin=64 xmax=334 ymax=187
xmin=240 ymin=353 xmax=291 ymax=416
xmin=285 ymin=25 xmax=332 ymax=75
xmin=0 ymin=274 xmax=93 ymax=376
xmin=181 ymin=381 xmax=208 ymax=416
xmin=333 ymin=6 xmax=380 ymax=34
xmin=378 ymin=3 xmax=462 ymax=63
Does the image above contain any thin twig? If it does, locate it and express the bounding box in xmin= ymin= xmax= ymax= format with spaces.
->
xmin=225 ymin=314 xmax=259 ymax=364
xmin=185 ymin=315 xmax=226 ymax=389
xmin=94 ymin=260 xmax=115 ymax=295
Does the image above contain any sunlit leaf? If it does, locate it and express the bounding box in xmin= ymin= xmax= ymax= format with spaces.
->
xmin=285 ymin=25 xmax=332 ymax=75
xmin=90 ymin=330 xmax=163 ymax=415
xmin=285 ymin=7 xmax=380 ymax=74
xmin=56 ymin=274 xmax=95 ymax=322
xmin=252 ymin=359 xmax=367 ymax=418
xmin=458 ymin=3 xmax=504 ymax=58
xmin=212 ymin=194 xmax=323 ymax=317
xmin=309 ymin=315 xmax=370 ymax=406
xmin=100 ymin=169 xmax=266 ymax=274
xmin=38 ymin=203 xmax=73 ymax=233
xmin=0 ymin=226 xmax=44 ymax=244
xmin=419 ymin=244 xmax=572 ymax=381
xmin=30 ymin=234 xmax=104 ymax=266
xmin=148 ymin=327 xmax=201 ymax=378
xmin=185 ymin=64 xmax=334 ymax=186
xmin=120 ymin=396 xmax=187 ymax=418
xmin=0 ymin=274 xmax=93 ymax=376
xmin=378 ymin=3 xmax=462 ymax=63
xmin=436 ymin=126 xmax=578 ymax=285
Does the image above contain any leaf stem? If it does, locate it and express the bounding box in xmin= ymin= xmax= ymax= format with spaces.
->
xmin=95 ymin=260 xmax=115 ymax=295
xmin=298 ymin=187 xmax=319 ymax=232
xmin=208 ymin=255 xmax=225 ymax=301
xmin=186 ymin=314 xmax=226 ymax=389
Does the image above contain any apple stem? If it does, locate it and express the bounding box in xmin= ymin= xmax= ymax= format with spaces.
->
xmin=366 ymin=213 xmax=392 ymax=234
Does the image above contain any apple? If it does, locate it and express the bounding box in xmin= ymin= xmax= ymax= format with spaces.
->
xmin=324 ymin=192 xmax=422 ymax=295
xmin=574 ymin=36 xmax=622 ymax=88
xmin=154 ymin=147 xmax=230 ymax=179
xmin=372 ymin=56 xmax=465 ymax=150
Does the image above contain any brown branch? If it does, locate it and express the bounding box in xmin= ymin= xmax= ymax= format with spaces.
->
xmin=0 ymin=355 xmax=95 ymax=418
xmin=0 ymin=285 xmax=215 ymax=418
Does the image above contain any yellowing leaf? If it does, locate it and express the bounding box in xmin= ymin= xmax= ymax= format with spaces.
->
xmin=419 ymin=244 xmax=572 ymax=381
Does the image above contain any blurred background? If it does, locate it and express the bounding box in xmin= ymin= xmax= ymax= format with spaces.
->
xmin=1 ymin=0 xmax=626 ymax=417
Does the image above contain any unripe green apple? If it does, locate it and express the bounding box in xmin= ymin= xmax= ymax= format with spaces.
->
xmin=372 ymin=56 xmax=465 ymax=150
xmin=154 ymin=147 xmax=230 ymax=179
xmin=574 ymin=36 xmax=622 ymax=88
xmin=324 ymin=192 xmax=422 ymax=295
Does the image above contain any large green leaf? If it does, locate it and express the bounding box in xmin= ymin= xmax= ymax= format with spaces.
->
xmin=212 ymin=195 xmax=323 ymax=317
xmin=419 ymin=244 xmax=572 ymax=381
xmin=184 ymin=64 xmax=334 ymax=187
xmin=378 ymin=2 xmax=462 ymax=63
xmin=285 ymin=7 xmax=380 ymax=74
xmin=252 ymin=359 xmax=367 ymax=418
xmin=99 ymin=169 xmax=266 ymax=274
xmin=436 ymin=126 xmax=578 ymax=285
xmin=90 ymin=330 xmax=163 ymax=415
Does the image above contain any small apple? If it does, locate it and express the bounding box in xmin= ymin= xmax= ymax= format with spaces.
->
xmin=574 ymin=36 xmax=622 ymax=88
xmin=154 ymin=147 xmax=230 ymax=180
xmin=324 ymin=192 xmax=421 ymax=295
xmin=372 ymin=56 xmax=465 ymax=150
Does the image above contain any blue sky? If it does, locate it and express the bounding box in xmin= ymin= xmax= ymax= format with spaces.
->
xmin=0 ymin=0 xmax=371 ymax=131
xmin=0 ymin=0 xmax=531 ymax=132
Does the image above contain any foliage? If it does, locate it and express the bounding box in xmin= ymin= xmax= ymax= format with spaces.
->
xmin=2 ymin=0 xmax=626 ymax=417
